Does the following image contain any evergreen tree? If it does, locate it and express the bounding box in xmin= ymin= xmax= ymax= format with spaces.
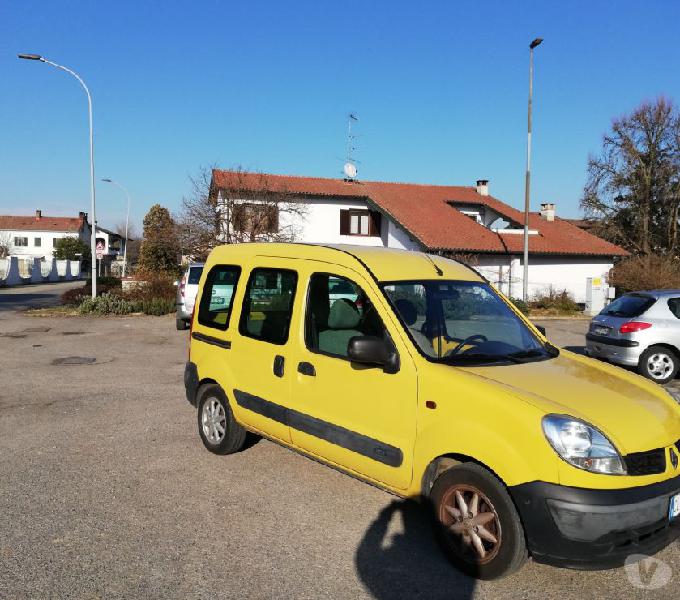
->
xmin=138 ymin=204 xmax=180 ymax=274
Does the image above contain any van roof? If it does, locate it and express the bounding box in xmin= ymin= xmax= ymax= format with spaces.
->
xmin=206 ymin=243 xmax=482 ymax=283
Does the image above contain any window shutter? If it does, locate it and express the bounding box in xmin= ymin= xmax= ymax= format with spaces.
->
xmin=339 ymin=209 xmax=350 ymax=235
xmin=369 ymin=211 xmax=381 ymax=236
xmin=232 ymin=205 xmax=245 ymax=231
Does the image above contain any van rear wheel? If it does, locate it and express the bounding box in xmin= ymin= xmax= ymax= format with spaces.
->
xmin=638 ymin=346 xmax=678 ymax=384
xmin=429 ymin=463 xmax=527 ymax=580
xmin=197 ymin=384 xmax=247 ymax=454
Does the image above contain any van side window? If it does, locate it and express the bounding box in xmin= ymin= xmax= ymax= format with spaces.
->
xmin=239 ymin=268 xmax=297 ymax=345
xmin=668 ymin=298 xmax=680 ymax=319
xmin=305 ymin=273 xmax=387 ymax=358
xmin=197 ymin=265 xmax=241 ymax=330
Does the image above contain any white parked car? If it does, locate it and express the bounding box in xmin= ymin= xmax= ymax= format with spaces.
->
xmin=176 ymin=263 xmax=204 ymax=330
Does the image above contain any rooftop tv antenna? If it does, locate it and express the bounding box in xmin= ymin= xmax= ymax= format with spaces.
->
xmin=344 ymin=112 xmax=359 ymax=180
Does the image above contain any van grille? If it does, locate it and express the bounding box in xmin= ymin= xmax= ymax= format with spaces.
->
xmin=624 ymin=448 xmax=666 ymax=475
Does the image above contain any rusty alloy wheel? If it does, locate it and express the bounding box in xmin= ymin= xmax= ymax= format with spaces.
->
xmin=439 ymin=484 xmax=502 ymax=564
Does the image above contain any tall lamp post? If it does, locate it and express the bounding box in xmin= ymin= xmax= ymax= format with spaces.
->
xmin=18 ymin=53 xmax=97 ymax=298
xmin=522 ymin=38 xmax=543 ymax=302
xmin=102 ymin=178 xmax=131 ymax=277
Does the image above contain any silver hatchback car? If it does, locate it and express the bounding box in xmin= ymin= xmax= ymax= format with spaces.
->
xmin=586 ymin=290 xmax=680 ymax=384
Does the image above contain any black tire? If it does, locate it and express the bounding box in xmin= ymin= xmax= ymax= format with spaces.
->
xmin=196 ymin=384 xmax=247 ymax=455
xmin=638 ymin=345 xmax=679 ymax=384
xmin=429 ymin=463 xmax=527 ymax=580
xmin=176 ymin=318 xmax=188 ymax=330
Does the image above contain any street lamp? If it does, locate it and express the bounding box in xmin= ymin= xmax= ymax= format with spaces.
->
xmin=102 ymin=178 xmax=131 ymax=277
xmin=18 ymin=53 xmax=98 ymax=298
xmin=522 ymin=37 xmax=543 ymax=302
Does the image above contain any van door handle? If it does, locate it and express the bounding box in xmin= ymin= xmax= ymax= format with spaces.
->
xmin=297 ymin=361 xmax=316 ymax=376
xmin=273 ymin=355 xmax=285 ymax=378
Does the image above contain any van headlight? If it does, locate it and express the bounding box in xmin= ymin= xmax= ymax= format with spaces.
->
xmin=542 ymin=415 xmax=626 ymax=475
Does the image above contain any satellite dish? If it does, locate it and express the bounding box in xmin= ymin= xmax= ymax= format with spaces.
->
xmin=343 ymin=162 xmax=357 ymax=179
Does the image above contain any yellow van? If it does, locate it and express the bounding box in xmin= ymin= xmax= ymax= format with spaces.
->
xmin=184 ymin=243 xmax=680 ymax=579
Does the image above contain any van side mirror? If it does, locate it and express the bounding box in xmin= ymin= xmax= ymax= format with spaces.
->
xmin=534 ymin=324 xmax=546 ymax=336
xmin=347 ymin=336 xmax=399 ymax=374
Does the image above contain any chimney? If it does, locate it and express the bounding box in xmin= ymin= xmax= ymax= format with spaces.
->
xmin=476 ymin=179 xmax=489 ymax=196
xmin=540 ymin=203 xmax=556 ymax=221
xmin=35 ymin=209 xmax=41 ymax=220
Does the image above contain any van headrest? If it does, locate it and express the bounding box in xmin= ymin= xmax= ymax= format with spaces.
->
xmin=395 ymin=299 xmax=417 ymax=326
xmin=327 ymin=299 xmax=361 ymax=329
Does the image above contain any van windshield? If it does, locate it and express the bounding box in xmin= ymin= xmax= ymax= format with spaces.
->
xmin=382 ymin=280 xmax=557 ymax=365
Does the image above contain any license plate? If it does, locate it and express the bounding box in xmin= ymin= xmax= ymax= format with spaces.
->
xmin=669 ymin=493 xmax=680 ymax=521
xmin=593 ymin=326 xmax=610 ymax=336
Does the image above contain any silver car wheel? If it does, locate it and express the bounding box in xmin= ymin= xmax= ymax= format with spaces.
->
xmin=201 ymin=398 xmax=227 ymax=443
xmin=647 ymin=352 xmax=674 ymax=380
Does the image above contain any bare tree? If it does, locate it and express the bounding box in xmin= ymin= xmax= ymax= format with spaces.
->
xmin=178 ymin=166 xmax=308 ymax=261
xmin=581 ymin=97 xmax=680 ymax=255
xmin=0 ymin=232 xmax=12 ymax=258
xmin=114 ymin=221 xmax=141 ymax=269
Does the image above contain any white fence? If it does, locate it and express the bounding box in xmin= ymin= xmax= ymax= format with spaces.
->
xmin=0 ymin=257 xmax=83 ymax=287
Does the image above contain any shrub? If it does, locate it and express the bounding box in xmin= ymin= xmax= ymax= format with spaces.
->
xmin=139 ymin=297 xmax=175 ymax=316
xmin=529 ymin=287 xmax=581 ymax=314
xmin=609 ymin=254 xmax=680 ymax=294
xmin=61 ymin=285 xmax=88 ymax=306
xmin=509 ymin=297 xmax=529 ymax=315
xmin=61 ymin=280 xmax=122 ymax=305
xmin=85 ymin=276 xmax=122 ymax=288
xmin=122 ymin=271 xmax=176 ymax=302
xmin=78 ymin=293 xmax=138 ymax=316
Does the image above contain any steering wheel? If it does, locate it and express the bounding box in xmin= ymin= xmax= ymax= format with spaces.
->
xmin=447 ymin=334 xmax=488 ymax=356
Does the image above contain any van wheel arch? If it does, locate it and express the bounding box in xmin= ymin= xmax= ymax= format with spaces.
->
xmin=421 ymin=454 xmax=510 ymax=498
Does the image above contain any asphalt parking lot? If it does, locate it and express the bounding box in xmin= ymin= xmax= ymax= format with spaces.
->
xmin=0 ymin=303 xmax=678 ymax=599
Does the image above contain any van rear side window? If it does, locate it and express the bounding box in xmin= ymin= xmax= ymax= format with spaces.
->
xmin=239 ymin=268 xmax=297 ymax=345
xmin=197 ymin=265 xmax=241 ymax=330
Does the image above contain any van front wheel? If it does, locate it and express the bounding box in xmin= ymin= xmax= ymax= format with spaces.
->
xmin=429 ymin=463 xmax=527 ymax=580
xmin=196 ymin=384 xmax=247 ymax=455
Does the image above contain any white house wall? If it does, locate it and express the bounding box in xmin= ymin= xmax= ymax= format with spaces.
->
xmin=276 ymin=196 xmax=420 ymax=250
xmin=476 ymin=255 xmax=613 ymax=303
xmin=0 ymin=229 xmax=89 ymax=260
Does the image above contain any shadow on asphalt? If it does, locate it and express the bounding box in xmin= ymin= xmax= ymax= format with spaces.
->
xmin=0 ymin=293 xmax=54 ymax=304
xmin=355 ymin=499 xmax=475 ymax=600
xmin=563 ymin=345 xmax=587 ymax=355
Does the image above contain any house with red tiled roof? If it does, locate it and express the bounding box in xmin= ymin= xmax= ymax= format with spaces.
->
xmin=210 ymin=169 xmax=628 ymax=303
xmin=0 ymin=210 xmax=92 ymax=260
xmin=0 ymin=209 xmax=125 ymax=257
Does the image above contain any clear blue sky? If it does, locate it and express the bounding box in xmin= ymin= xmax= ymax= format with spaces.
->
xmin=1 ymin=0 xmax=679 ymax=232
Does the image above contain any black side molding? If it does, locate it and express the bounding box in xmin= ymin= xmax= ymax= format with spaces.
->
xmin=233 ymin=389 xmax=403 ymax=468
xmin=585 ymin=333 xmax=639 ymax=347
xmin=191 ymin=331 xmax=232 ymax=349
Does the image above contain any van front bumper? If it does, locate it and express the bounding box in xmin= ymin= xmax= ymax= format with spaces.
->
xmin=510 ymin=475 xmax=680 ymax=569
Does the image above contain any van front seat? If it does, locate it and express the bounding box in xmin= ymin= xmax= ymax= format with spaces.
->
xmin=318 ymin=299 xmax=363 ymax=356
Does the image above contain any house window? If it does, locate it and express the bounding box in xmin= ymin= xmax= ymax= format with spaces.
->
xmin=231 ymin=203 xmax=279 ymax=235
xmin=34 ymin=237 xmax=41 ymax=247
xmin=14 ymin=237 xmax=28 ymax=247
xmin=339 ymin=209 xmax=381 ymax=237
